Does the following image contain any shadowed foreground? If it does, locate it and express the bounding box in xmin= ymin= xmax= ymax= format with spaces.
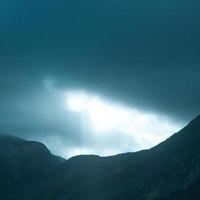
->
xmin=0 ymin=116 xmax=200 ymax=200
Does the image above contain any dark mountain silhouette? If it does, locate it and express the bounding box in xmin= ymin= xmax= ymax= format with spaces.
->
xmin=0 ymin=115 xmax=200 ymax=200
xmin=0 ymin=135 xmax=63 ymax=197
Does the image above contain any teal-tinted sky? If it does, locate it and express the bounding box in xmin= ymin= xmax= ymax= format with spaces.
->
xmin=0 ymin=0 xmax=199 ymax=156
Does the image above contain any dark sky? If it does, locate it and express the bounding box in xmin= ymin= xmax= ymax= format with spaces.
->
xmin=0 ymin=0 xmax=200 ymax=157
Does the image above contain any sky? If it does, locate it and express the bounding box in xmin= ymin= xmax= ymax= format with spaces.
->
xmin=0 ymin=0 xmax=200 ymax=157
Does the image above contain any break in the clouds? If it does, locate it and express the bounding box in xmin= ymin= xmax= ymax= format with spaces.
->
xmin=63 ymin=90 xmax=181 ymax=157
xmin=0 ymin=0 xmax=200 ymax=157
xmin=0 ymin=80 xmax=182 ymax=157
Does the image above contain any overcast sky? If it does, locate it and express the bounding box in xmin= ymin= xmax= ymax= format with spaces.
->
xmin=0 ymin=0 xmax=200 ymax=157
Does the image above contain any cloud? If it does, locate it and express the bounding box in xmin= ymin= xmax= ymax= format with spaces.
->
xmin=0 ymin=0 xmax=199 ymax=157
xmin=0 ymin=79 xmax=183 ymax=157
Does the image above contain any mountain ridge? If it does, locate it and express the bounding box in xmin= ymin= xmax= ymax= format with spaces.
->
xmin=0 ymin=115 xmax=200 ymax=200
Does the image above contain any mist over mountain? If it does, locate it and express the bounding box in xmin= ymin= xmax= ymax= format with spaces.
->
xmin=0 ymin=0 xmax=199 ymax=199
xmin=0 ymin=0 xmax=199 ymax=160
xmin=0 ymin=115 xmax=200 ymax=200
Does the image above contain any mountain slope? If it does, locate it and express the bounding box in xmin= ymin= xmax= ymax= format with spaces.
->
xmin=0 ymin=115 xmax=200 ymax=200
xmin=0 ymin=135 xmax=62 ymax=197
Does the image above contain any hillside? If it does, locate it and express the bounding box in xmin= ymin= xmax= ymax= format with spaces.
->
xmin=0 ymin=115 xmax=200 ymax=200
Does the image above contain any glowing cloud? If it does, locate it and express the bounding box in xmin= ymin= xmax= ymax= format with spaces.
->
xmin=64 ymin=91 xmax=182 ymax=156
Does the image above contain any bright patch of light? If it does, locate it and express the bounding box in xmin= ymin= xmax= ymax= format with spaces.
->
xmin=64 ymin=91 xmax=181 ymax=156
xmin=66 ymin=92 xmax=91 ymax=112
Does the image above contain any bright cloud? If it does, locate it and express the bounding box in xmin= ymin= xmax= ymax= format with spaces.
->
xmin=63 ymin=91 xmax=182 ymax=157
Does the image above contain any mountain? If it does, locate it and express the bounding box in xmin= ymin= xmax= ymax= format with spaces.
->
xmin=0 ymin=115 xmax=200 ymax=200
xmin=0 ymin=135 xmax=63 ymax=197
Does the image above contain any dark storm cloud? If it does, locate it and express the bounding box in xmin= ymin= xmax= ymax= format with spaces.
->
xmin=1 ymin=0 xmax=200 ymax=64
xmin=0 ymin=0 xmax=200 ymax=154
